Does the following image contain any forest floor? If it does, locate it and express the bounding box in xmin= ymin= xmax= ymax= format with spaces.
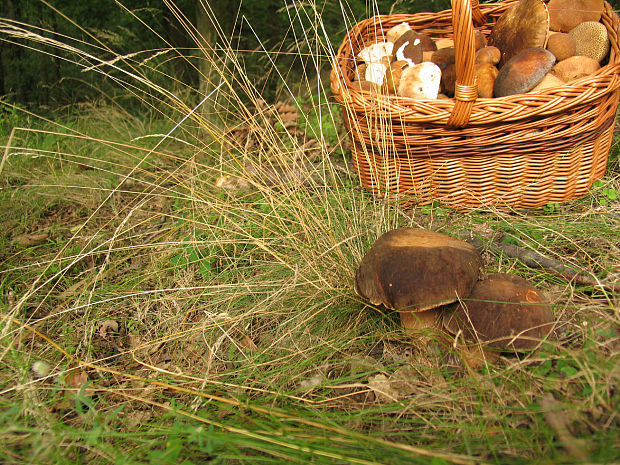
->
xmin=0 ymin=67 xmax=618 ymax=464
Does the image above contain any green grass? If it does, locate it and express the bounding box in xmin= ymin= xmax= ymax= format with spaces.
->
xmin=1 ymin=2 xmax=619 ymax=464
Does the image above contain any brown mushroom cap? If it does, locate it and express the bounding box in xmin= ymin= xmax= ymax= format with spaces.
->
xmin=392 ymin=30 xmax=424 ymax=64
xmin=546 ymin=32 xmax=576 ymax=61
xmin=444 ymin=273 xmax=554 ymax=351
xmin=488 ymin=0 xmax=550 ymax=67
xmin=569 ymin=21 xmax=610 ymax=63
xmin=547 ymin=0 xmax=604 ymax=32
xmin=474 ymin=30 xmax=487 ymax=51
xmin=383 ymin=60 xmax=410 ymax=95
xmin=475 ymin=46 xmax=501 ymax=65
xmin=553 ymin=55 xmax=601 ymax=81
xmin=494 ymin=47 xmax=556 ymax=97
xmin=417 ymin=33 xmax=438 ymax=52
xmin=355 ymin=228 xmax=482 ymax=314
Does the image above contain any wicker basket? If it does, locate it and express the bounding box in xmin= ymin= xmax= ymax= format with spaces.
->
xmin=330 ymin=0 xmax=620 ymax=209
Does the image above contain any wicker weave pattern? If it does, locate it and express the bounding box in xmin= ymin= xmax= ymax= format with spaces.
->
xmin=330 ymin=0 xmax=620 ymax=208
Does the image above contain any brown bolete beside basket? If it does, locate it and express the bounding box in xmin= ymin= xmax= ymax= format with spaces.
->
xmin=330 ymin=0 xmax=620 ymax=209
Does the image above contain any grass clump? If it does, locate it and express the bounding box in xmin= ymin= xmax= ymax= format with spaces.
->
xmin=1 ymin=1 xmax=619 ymax=464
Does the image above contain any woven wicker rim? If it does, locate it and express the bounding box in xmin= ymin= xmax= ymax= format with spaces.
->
xmin=330 ymin=0 xmax=620 ymax=128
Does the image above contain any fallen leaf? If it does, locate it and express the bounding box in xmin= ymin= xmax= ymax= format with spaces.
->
xmin=367 ymin=374 xmax=399 ymax=403
xmin=541 ymin=394 xmax=588 ymax=460
xmin=64 ymin=370 xmax=89 ymax=389
xmin=239 ymin=335 xmax=258 ymax=351
xmin=215 ymin=175 xmax=252 ymax=192
xmin=12 ymin=232 xmax=49 ymax=247
xmin=99 ymin=320 xmax=119 ymax=338
xmin=299 ymin=372 xmax=323 ymax=390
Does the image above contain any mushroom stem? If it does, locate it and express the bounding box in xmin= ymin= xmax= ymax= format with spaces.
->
xmin=399 ymin=308 xmax=442 ymax=331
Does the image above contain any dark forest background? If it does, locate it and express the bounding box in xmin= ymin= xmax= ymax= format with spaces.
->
xmin=0 ymin=0 xmax=452 ymax=114
xmin=2 ymin=0 xmax=618 ymax=115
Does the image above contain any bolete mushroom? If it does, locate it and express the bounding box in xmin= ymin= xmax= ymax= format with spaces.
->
xmin=383 ymin=60 xmax=410 ymax=95
xmin=386 ymin=22 xmax=412 ymax=43
xmin=494 ymin=47 xmax=556 ymax=97
xmin=355 ymin=228 xmax=482 ymax=331
xmin=546 ymin=32 xmax=576 ymax=61
xmin=444 ymin=273 xmax=555 ymax=355
xmin=569 ymin=21 xmax=610 ymax=63
xmin=553 ymin=55 xmax=601 ymax=81
xmin=397 ymin=62 xmax=442 ymax=99
xmin=528 ymin=72 xmax=565 ymax=91
xmin=488 ymin=0 xmax=550 ymax=66
xmin=547 ymin=0 xmax=604 ymax=32
xmin=392 ymin=30 xmax=424 ymax=64
xmin=476 ymin=46 xmax=501 ymax=65
xmin=358 ymin=41 xmax=394 ymax=65
xmin=475 ymin=63 xmax=499 ymax=98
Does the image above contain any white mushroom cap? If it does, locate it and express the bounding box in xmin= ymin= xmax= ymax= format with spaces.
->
xmin=386 ymin=22 xmax=412 ymax=43
xmin=358 ymin=42 xmax=394 ymax=65
xmin=365 ymin=62 xmax=388 ymax=86
xmin=397 ymin=62 xmax=442 ymax=99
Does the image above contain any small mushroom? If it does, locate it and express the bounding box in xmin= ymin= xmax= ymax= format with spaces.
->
xmin=430 ymin=47 xmax=456 ymax=71
xmin=392 ymin=30 xmax=424 ymax=64
xmin=475 ymin=63 xmax=499 ymax=98
xmin=386 ymin=22 xmax=412 ymax=43
xmin=444 ymin=273 xmax=555 ymax=352
xmin=553 ymin=55 xmax=601 ymax=81
xmin=494 ymin=47 xmax=556 ymax=97
xmin=473 ymin=30 xmax=487 ymax=51
xmin=547 ymin=0 xmax=604 ymax=32
xmin=397 ymin=62 xmax=442 ymax=99
xmin=352 ymin=63 xmax=368 ymax=81
xmin=383 ymin=60 xmax=410 ymax=95
xmin=431 ymin=47 xmax=456 ymax=96
xmin=546 ymin=32 xmax=576 ymax=61
xmin=365 ymin=62 xmax=388 ymax=86
xmin=488 ymin=0 xmax=550 ymax=66
xmin=475 ymin=46 xmax=501 ymax=65
xmin=358 ymin=41 xmax=394 ymax=65
xmin=568 ymin=21 xmax=610 ymax=63
xmin=355 ymin=228 xmax=482 ymax=331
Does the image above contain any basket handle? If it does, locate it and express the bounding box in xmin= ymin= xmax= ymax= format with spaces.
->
xmin=447 ymin=0 xmax=484 ymax=128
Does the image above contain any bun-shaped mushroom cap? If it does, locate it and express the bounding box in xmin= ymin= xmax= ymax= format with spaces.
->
xmin=392 ymin=30 xmax=424 ymax=64
xmin=569 ymin=21 xmax=610 ymax=63
xmin=397 ymin=62 xmax=442 ymax=99
xmin=494 ymin=47 xmax=555 ymax=97
xmin=553 ymin=55 xmax=601 ymax=82
xmin=355 ymin=228 xmax=482 ymax=313
xmin=488 ymin=0 xmax=549 ymax=66
xmin=547 ymin=0 xmax=604 ymax=32
xmin=444 ymin=273 xmax=554 ymax=351
xmin=546 ymin=32 xmax=576 ymax=61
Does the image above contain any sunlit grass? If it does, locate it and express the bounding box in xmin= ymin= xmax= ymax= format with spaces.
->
xmin=1 ymin=1 xmax=619 ymax=464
